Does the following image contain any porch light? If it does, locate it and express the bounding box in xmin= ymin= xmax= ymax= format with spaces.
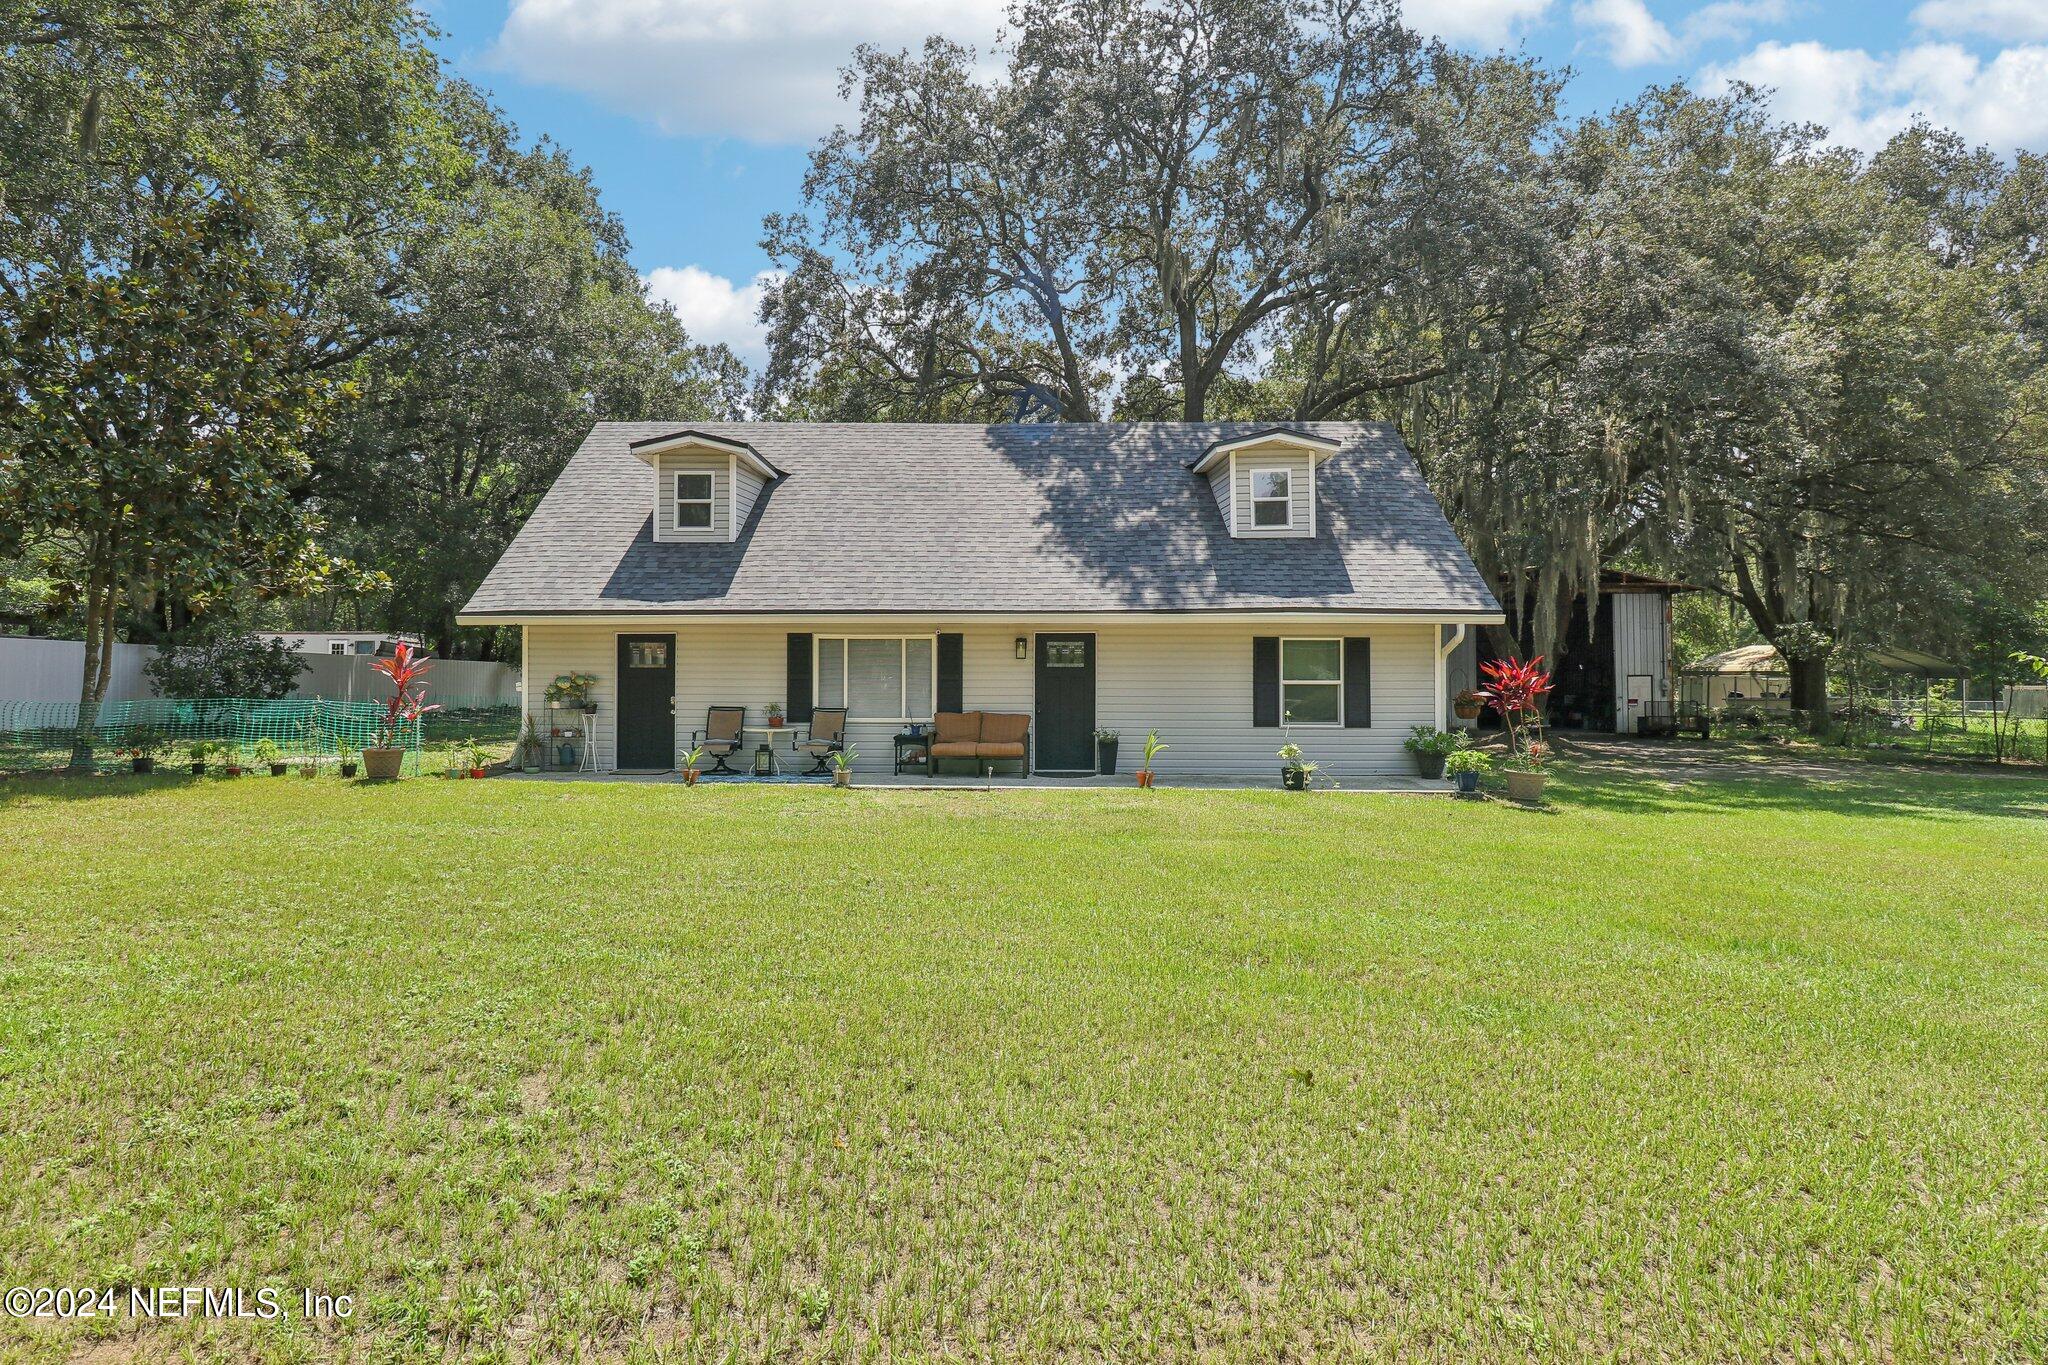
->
xmin=753 ymin=744 xmax=773 ymax=776
xmin=1015 ymin=636 xmax=1028 ymax=660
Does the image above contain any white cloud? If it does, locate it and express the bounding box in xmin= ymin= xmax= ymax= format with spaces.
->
xmin=1701 ymin=39 xmax=2048 ymax=153
xmin=1680 ymin=0 xmax=1791 ymax=46
xmin=1911 ymin=0 xmax=2048 ymax=42
xmin=1574 ymin=0 xmax=1677 ymax=65
xmin=1403 ymin=0 xmax=1554 ymax=47
xmin=645 ymin=265 xmax=779 ymax=361
xmin=491 ymin=0 xmax=1007 ymax=144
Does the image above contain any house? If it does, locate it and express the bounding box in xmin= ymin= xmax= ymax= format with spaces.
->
xmin=1448 ymin=572 xmax=1689 ymax=735
xmin=458 ymin=423 xmax=1504 ymax=777
xmin=257 ymin=630 xmax=426 ymax=658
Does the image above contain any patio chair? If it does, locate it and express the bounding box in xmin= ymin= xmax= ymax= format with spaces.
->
xmin=692 ymin=706 xmax=746 ymax=774
xmin=793 ymin=707 xmax=847 ymax=775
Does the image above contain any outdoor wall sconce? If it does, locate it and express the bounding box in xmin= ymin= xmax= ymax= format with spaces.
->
xmin=1015 ymin=636 xmax=1028 ymax=660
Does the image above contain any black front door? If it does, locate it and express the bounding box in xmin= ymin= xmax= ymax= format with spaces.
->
xmin=1034 ymin=633 xmax=1096 ymax=772
xmin=616 ymin=634 xmax=675 ymax=770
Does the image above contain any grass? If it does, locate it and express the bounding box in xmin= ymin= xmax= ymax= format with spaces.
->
xmin=1 ymin=764 xmax=2044 ymax=1360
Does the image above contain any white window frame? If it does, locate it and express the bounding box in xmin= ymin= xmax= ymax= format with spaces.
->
xmin=1249 ymin=465 xmax=1294 ymax=529
xmin=674 ymin=471 xmax=715 ymax=532
xmin=814 ymin=635 xmax=938 ymax=724
xmin=328 ymin=641 xmax=348 ymax=656
xmin=1280 ymin=636 xmax=1343 ymax=727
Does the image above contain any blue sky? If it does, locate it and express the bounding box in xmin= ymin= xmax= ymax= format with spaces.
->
xmin=422 ymin=0 xmax=2048 ymax=364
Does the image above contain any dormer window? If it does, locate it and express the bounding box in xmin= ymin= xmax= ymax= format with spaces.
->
xmin=1249 ymin=467 xmax=1293 ymax=528
xmin=1187 ymin=428 xmax=1338 ymax=539
xmin=674 ymin=472 xmax=713 ymax=531
xmin=629 ymin=429 xmax=785 ymax=545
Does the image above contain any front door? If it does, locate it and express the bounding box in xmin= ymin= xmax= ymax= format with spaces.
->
xmin=616 ymin=634 xmax=676 ymax=770
xmin=1034 ymin=633 xmax=1096 ymax=773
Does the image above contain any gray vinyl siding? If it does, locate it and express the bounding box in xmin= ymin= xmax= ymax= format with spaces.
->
xmin=654 ymin=452 xmax=729 ymax=543
xmin=733 ymin=465 xmax=765 ymax=534
xmin=1611 ymin=591 xmax=1671 ymax=730
xmin=1206 ymin=463 xmax=1234 ymax=533
xmin=1230 ymin=445 xmax=1314 ymax=538
xmin=522 ymin=619 xmax=1435 ymax=775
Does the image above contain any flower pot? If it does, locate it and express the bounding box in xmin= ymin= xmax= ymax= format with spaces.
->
xmin=833 ymin=769 xmax=851 ymax=788
xmin=340 ymin=761 xmax=358 ymax=778
xmin=1413 ymin=751 xmax=1448 ymax=780
xmin=581 ymin=703 xmax=598 ymax=716
xmin=300 ymin=765 xmax=317 ymax=779
xmin=768 ymin=716 xmax=785 ymax=729
xmin=224 ymin=765 xmax=243 ymax=777
xmin=1096 ymin=739 xmax=1119 ymax=775
xmin=469 ymin=767 xmax=487 ymax=779
xmin=1453 ymin=700 xmax=1482 ymax=720
xmin=268 ymin=762 xmax=289 ymax=776
xmin=1505 ymin=770 xmax=1546 ymax=805
xmin=1135 ymin=769 xmax=1152 ymax=788
xmin=1281 ymin=766 xmax=1307 ymax=791
xmin=132 ymin=757 xmax=154 ymax=774
xmin=362 ymin=746 xmax=405 ymax=781
xmin=1454 ymin=771 xmax=1481 ymax=796
xmin=189 ymin=762 xmax=206 ymax=776
xmin=682 ymin=768 xmax=700 ymax=786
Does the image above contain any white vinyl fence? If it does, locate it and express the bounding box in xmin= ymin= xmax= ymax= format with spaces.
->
xmin=0 ymin=636 xmax=517 ymax=707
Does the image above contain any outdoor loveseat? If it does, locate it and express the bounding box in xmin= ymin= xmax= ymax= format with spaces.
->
xmin=927 ymin=710 xmax=1031 ymax=777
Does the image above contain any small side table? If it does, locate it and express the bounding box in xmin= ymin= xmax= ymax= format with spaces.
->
xmin=893 ymin=731 xmax=930 ymax=775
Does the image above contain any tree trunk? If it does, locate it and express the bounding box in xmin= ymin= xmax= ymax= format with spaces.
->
xmin=1787 ymin=654 xmax=1830 ymax=733
xmin=67 ymin=572 xmax=109 ymax=771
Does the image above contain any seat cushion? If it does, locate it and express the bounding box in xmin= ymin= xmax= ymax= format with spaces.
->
xmin=979 ymin=712 xmax=1029 ymax=745
xmin=934 ymin=711 xmax=982 ymax=744
xmin=929 ymin=741 xmax=980 ymax=759
xmin=974 ymin=741 xmax=1026 ymax=759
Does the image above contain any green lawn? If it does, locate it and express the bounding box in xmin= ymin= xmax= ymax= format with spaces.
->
xmin=2 ymin=766 xmax=2044 ymax=1360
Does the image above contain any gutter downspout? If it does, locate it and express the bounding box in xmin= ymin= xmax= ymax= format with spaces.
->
xmin=1435 ymin=624 xmax=1467 ymax=732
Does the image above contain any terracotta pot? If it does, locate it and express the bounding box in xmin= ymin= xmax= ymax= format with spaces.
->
xmin=769 ymin=716 xmax=785 ymax=729
xmin=1505 ymin=769 xmax=1547 ymax=805
xmin=362 ymin=747 xmax=405 ymax=781
xmin=683 ymin=768 xmax=700 ymax=786
xmin=224 ymin=765 xmax=243 ymax=777
xmin=1136 ymin=769 xmax=1153 ymax=788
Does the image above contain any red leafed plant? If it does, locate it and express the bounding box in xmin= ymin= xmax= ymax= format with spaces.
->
xmin=369 ymin=642 xmax=441 ymax=748
xmin=1478 ymin=655 xmax=1554 ymax=760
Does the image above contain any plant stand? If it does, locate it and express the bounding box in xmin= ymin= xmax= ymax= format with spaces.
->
xmin=578 ymin=711 xmax=599 ymax=773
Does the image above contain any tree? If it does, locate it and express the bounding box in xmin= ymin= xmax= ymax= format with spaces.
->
xmin=0 ymin=195 xmax=347 ymax=765
xmin=144 ymin=627 xmax=306 ymax=701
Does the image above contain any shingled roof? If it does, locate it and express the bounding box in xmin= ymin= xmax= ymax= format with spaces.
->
xmin=460 ymin=422 xmax=1501 ymax=617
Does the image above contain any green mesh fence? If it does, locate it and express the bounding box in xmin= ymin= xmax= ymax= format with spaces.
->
xmin=0 ymin=698 xmax=423 ymax=775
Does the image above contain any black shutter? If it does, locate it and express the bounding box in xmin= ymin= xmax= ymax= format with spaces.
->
xmin=786 ymin=633 xmax=813 ymax=723
xmin=1252 ymin=636 xmax=1280 ymax=727
xmin=937 ymin=633 xmax=963 ymax=713
xmin=1344 ymin=637 xmax=1372 ymax=728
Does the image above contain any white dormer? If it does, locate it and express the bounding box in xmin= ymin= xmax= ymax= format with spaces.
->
xmin=1187 ymin=429 xmax=1340 ymax=539
xmin=629 ymin=430 xmax=783 ymax=544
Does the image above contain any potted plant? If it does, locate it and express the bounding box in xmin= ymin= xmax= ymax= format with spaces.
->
xmin=365 ymin=643 xmax=439 ymax=780
xmin=222 ymin=746 xmax=245 ymax=777
xmin=1403 ymin=725 xmax=1469 ymax=779
xmin=545 ymin=672 xmax=597 ymax=714
xmin=1453 ymin=688 xmax=1484 ymax=721
xmin=462 ymin=738 xmax=491 ymax=779
xmin=1444 ymin=748 xmax=1491 ymax=797
xmin=337 ymin=740 xmax=359 ymax=779
xmin=1094 ymin=728 xmax=1120 ymax=775
xmin=299 ymin=755 xmax=318 ymax=778
xmin=254 ymin=738 xmax=287 ymax=776
xmin=831 ymin=744 xmax=857 ymax=787
xmin=1277 ymin=741 xmax=1316 ymax=791
xmin=1478 ymin=656 xmax=1555 ymax=805
xmin=1136 ymin=729 xmax=1166 ymax=788
xmin=1503 ymin=740 xmax=1550 ymax=804
xmin=519 ymin=716 xmax=543 ymax=773
xmin=680 ymin=745 xmax=705 ymax=786
xmin=767 ymin=703 xmax=785 ymax=729
xmin=187 ymin=739 xmax=211 ymax=775
xmin=119 ymin=726 xmax=165 ymax=774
